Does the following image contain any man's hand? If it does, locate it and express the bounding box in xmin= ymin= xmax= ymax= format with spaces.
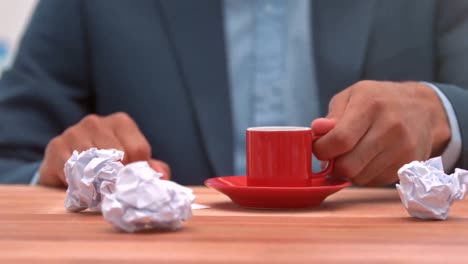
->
xmin=311 ymin=81 xmax=451 ymax=187
xmin=39 ymin=112 xmax=171 ymax=187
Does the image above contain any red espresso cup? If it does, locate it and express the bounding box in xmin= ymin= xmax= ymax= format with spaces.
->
xmin=246 ymin=126 xmax=334 ymax=187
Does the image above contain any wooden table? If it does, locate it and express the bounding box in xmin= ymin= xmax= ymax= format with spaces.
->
xmin=1 ymin=185 xmax=468 ymax=263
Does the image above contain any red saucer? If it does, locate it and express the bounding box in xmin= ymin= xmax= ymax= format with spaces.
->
xmin=204 ymin=176 xmax=351 ymax=209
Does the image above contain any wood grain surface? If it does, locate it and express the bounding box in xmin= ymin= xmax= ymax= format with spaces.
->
xmin=1 ymin=185 xmax=468 ymax=263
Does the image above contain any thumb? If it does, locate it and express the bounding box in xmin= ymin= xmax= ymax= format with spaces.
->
xmin=311 ymin=118 xmax=336 ymax=135
xmin=148 ymin=159 xmax=171 ymax=180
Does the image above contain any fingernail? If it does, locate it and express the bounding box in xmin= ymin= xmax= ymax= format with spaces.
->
xmin=320 ymin=161 xmax=328 ymax=170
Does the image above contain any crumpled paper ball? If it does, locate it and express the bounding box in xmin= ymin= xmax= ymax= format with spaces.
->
xmin=101 ymin=161 xmax=195 ymax=232
xmin=396 ymin=157 xmax=468 ymax=220
xmin=64 ymin=148 xmax=124 ymax=212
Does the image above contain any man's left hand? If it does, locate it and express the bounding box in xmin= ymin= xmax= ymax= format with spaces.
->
xmin=311 ymin=80 xmax=451 ymax=187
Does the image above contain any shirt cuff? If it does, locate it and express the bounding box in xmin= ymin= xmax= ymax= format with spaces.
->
xmin=30 ymin=169 xmax=41 ymax=185
xmin=422 ymin=82 xmax=462 ymax=172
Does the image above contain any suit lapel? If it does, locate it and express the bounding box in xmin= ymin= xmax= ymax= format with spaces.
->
xmin=158 ymin=0 xmax=233 ymax=176
xmin=313 ymin=0 xmax=376 ymax=114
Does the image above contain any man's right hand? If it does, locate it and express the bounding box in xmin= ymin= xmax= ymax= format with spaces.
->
xmin=39 ymin=112 xmax=171 ymax=187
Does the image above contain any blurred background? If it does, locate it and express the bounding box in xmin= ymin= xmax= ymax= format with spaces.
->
xmin=0 ymin=0 xmax=37 ymax=77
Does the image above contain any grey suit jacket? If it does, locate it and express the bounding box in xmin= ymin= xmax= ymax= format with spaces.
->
xmin=1 ymin=0 xmax=468 ymax=185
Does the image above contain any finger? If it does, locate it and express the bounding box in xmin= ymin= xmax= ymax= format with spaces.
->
xmin=361 ymin=163 xmax=400 ymax=187
xmin=363 ymin=146 xmax=431 ymax=187
xmin=79 ymin=115 xmax=125 ymax=151
xmin=57 ymin=126 xmax=96 ymax=184
xmin=326 ymin=88 xmax=352 ymax=120
xmin=320 ymin=161 xmax=327 ymax=170
xmin=61 ymin=125 xmax=96 ymax=153
xmin=39 ymin=137 xmax=72 ymax=187
xmin=329 ymin=114 xmax=401 ymax=180
xmin=311 ymin=118 xmax=336 ymax=135
xmin=148 ymin=159 xmax=171 ymax=180
xmin=350 ymin=136 xmax=408 ymax=186
xmin=362 ymin=138 xmax=431 ymax=187
xmin=314 ymin=91 xmax=376 ymax=161
xmin=352 ymin=117 xmax=433 ymax=187
xmin=346 ymin=149 xmax=388 ymax=186
xmin=39 ymin=155 xmax=70 ymax=187
xmin=39 ymin=116 xmax=103 ymax=187
xmin=106 ymin=112 xmax=152 ymax=163
xmin=89 ymin=131 xmax=124 ymax=153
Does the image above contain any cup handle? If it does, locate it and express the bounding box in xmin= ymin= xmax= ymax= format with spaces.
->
xmin=310 ymin=135 xmax=334 ymax=178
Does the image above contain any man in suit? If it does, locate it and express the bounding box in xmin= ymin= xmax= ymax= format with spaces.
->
xmin=0 ymin=0 xmax=467 ymax=187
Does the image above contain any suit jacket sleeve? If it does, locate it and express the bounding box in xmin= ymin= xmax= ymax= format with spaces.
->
xmin=432 ymin=0 xmax=468 ymax=170
xmin=0 ymin=0 xmax=90 ymax=183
